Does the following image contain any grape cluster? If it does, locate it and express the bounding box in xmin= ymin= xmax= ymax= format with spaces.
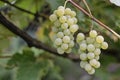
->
xmin=76 ymin=30 xmax=108 ymax=74
xmin=49 ymin=6 xmax=78 ymax=54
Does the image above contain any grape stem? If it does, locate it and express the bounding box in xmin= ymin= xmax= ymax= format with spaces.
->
xmin=68 ymin=0 xmax=120 ymax=39
xmin=82 ymin=0 xmax=93 ymax=30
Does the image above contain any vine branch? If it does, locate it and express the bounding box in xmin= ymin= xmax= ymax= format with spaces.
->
xmin=0 ymin=12 xmax=79 ymax=61
xmin=69 ymin=0 xmax=120 ymax=39
xmin=0 ymin=0 xmax=48 ymax=19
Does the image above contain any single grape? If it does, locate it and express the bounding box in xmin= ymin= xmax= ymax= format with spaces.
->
xmin=70 ymin=11 xmax=76 ymax=17
xmin=86 ymin=37 xmax=95 ymax=44
xmin=63 ymin=29 xmax=71 ymax=36
xmin=58 ymin=6 xmax=64 ymax=10
xmin=56 ymin=8 xmax=64 ymax=17
xmin=94 ymin=42 xmax=101 ymax=48
xmin=61 ymin=23 xmax=68 ymax=29
xmin=89 ymin=59 xmax=97 ymax=67
xmin=94 ymin=61 xmax=100 ymax=68
xmin=57 ymin=47 xmax=64 ymax=54
xmin=69 ymin=41 xmax=74 ymax=47
xmin=61 ymin=43 xmax=69 ymax=50
xmin=54 ymin=38 xmax=62 ymax=46
xmin=49 ymin=14 xmax=57 ymax=22
xmin=95 ymin=55 xmax=100 ymax=60
xmin=87 ymin=44 xmax=95 ymax=52
xmin=80 ymin=61 xmax=88 ymax=68
xmin=88 ymin=68 xmax=95 ymax=75
xmin=94 ymin=48 xmax=101 ymax=56
xmin=80 ymin=53 xmax=87 ymax=60
xmin=73 ymin=17 xmax=78 ymax=24
xmin=67 ymin=18 xmax=74 ymax=25
xmin=96 ymin=35 xmax=104 ymax=43
xmin=89 ymin=30 xmax=97 ymax=38
xmin=87 ymin=52 xmax=95 ymax=60
xmin=66 ymin=48 xmax=72 ymax=53
xmin=65 ymin=8 xmax=71 ymax=15
xmin=63 ymin=36 xmax=70 ymax=43
xmin=59 ymin=16 xmax=67 ymax=23
xmin=54 ymin=20 xmax=61 ymax=27
xmin=57 ymin=32 xmax=64 ymax=38
xmin=77 ymin=33 xmax=85 ymax=42
xmin=101 ymin=42 xmax=108 ymax=50
xmin=85 ymin=64 xmax=92 ymax=71
xmin=69 ymin=24 xmax=79 ymax=33
xmin=80 ymin=43 xmax=87 ymax=51
xmin=52 ymin=26 xmax=58 ymax=33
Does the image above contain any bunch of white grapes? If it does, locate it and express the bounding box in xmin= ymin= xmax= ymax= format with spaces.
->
xmin=49 ymin=6 xmax=79 ymax=54
xmin=76 ymin=30 xmax=108 ymax=74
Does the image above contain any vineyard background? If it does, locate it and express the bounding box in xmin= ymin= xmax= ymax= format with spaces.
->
xmin=0 ymin=0 xmax=120 ymax=80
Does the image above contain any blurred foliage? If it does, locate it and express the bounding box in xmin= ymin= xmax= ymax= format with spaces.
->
xmin=0 ymin=0 xmax=120 ymax=80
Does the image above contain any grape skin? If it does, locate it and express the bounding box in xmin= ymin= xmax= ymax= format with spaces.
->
xmin=80 ymin=53 xmax=87 ymax=60
xmin=89 ymin=30 xmax=97 ymax=38
xmin=101 ymin=42 xmax=108 ymax=49
xmin=96 ymin=35 xmax=104 ymax=43
xmin=87 ymin=52 xmax=95 ymax=59
xmin=63 ymin=36 xmax=71 ymax=43
xmin=55 ymin=38 xmax=62 ymax=46
xmin=87 ymin=44 xmax=95 ymax=52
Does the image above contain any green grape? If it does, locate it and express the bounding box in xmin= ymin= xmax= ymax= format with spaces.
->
xmin=70 ymin=35 xmax=74 ymax=40
xmin=95 ymin=55 xmax=100 ymax=60
xmin=59 ymin=16 xmax=67 ymax=23
xmin=94 ymin=61 xmax=100 ymax=68
xmin=49 ymin=14 xmax=57 ymax=22
xmin=80 ymin=43 xmax=87 ymax=51
xmin=63 ymin=29 xmax=71 ymax=35
xmin=61 ymin=43 xmax=69 ymax=50
xmin=57 ymin=32 xmax=64 ymax=38
xmin=61 ymin=23 xmax=68 ymax=29
xmin=69 ymin=24 xmax=78 ymax=33
xmin=94 ymin=42 xmax=101 ymax=48
xmin=80 ymin=53 xmax=87 ymax=60
xmin=57 ymin=47 xmax=64 ymax=54
xmin=94 ymin=48 xmax=101 ymax=56
xmin=67 ymin=18 xmax=74 ymax=25
xmin=55 ymin=38 xmax=62 ymax=46
xmin=54 ymin=20 xmax=61 ymax=27
xmin=96 ymin=35 xmax=104 ymax=43
xmin=65 ymin=8 xmax=71 ymax=15
xmin=85 ymin=64 xmax=92 ymax=71
xmin=88 ymin=68 xmax=95 ymax=75
xmin=101 ymin=42 xmax=108 ymax=49
xmin=89 ymin=30 xmax=97 ymax=38
xmin=58 ymin=6 xmax=65 ymax=10
xmin=56 ymin=8 xmax=65 ymax=17
xmin=86 ymin=37 xmax=95 ymax=44
xmin=77 ymin=33 xmax=85 ymax=42
xmin=73 ymin=17 xmax=78 ymax=24
xmin=80 ymin=61 xmax=88 ymax=68
xmin=87 ymin=44 xmax=95 ymax=52
xmin=66 ymin=48 xmax=72 ymax=53
xmin=87 ymin=52 xmax=95 ymax=60
xmin=70 ymin=11 xmax=76 ymax=17
xmin=89 ymin=59 xmax=97 ymax=67
xmin=63 ymin=36 xmax=70 ymax=43
xmin=52 ymin=26 xmax=58 ymax=33
xmin=69 ymin=41 xmax=74 ymax=47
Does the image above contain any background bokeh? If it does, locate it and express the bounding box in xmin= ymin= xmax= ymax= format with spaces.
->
xmin=0 ymin=0 xmax=120 ymax=80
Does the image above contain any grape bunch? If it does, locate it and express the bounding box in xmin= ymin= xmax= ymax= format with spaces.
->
xmin=76 ymin=30 xmax=108 ymax=74
xmin=49 ymin=6 xmax=79 ymax=54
